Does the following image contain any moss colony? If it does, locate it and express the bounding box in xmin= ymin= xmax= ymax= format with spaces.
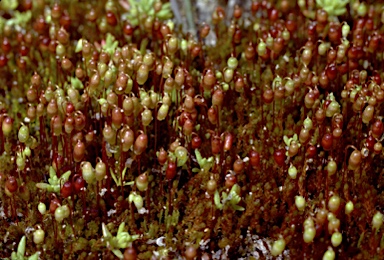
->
xmin=0 ymin=0 xmax=384 ymax=259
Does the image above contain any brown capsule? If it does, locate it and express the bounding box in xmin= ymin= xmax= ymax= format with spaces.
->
xmin=262 ymin=88 xmax=274 ymax=104
xmin=315 ymin=108 xmax=326 ymax=124
xmin=211 ymin=135 xmax=222 ymax=155
xmin=18 ymin=183 xmax=30 ymax=201
xmin=75 ymin=66 xmax=85 ymax=80
xmin=185 ymin=246 xmax=197 ymax=260
xmin=85 ymin=129 xmax=95 ymax=144
xmin=136 ymin=64 xmax=149 ymax=85
xmin=274 ymin=86 xmax=285 ymax=100
xmin=207 ymin=106 xmax=218 ymax=125
xmin=59 ymin=12 xmax=71 ymax=29
xmin=348 ymin=150 xmax=362 ymax=170
xmin=332 ymin=128 xmax=343 ymax=139
xmin=1 ymin=37 xmax=11 ymax=53
xmin=212 ymin=88 xmax=224 ymax=107
xmin=328 ymin=24 xmax=341 ymax=44
xmin=124 ymin=246 xmax=138 ymax=260
xmin=120 ymin=126 xmax=134 ymax=152
xmin=89 ymin=71 xmax=100 ymax=91
xmin=47 ymin=99 xmax=58 ymax=118
xmin=319 ymin=71 xmax=330 ymax=89
xmin=1 ymin=116 xmax=13 ymax=136
xmin=5 ymin=176 xmax=18 ymax=193
xmin=57 ymin=27 xmax=69 ymax=45
xmin=233 ymin=158 xmax=245 ymax=174
xmin=73 ymin=140 xmax=85 ymax=162
xmin=362 ymin=105 xmax=374 ymax=124
xmin=162 ymin=59 xmax=174 ymax=78
xmin=368 ymin=96 xmax=377 ymax=106
xmin=223 ymin=132 xmax=234 ymax=152
xmin=31 ymin=72 xmax=41 ymax=87
xmin=249 ymin=150 xmax=260 ymax=167
xmin=302 ymin=48 xmax=312 ymax=66
xmin=234 ymin=77 xmax=245 ymax=93
xmin=74 ymin=111 xmax=86 ymax=132
xmin=183 ymin=119 xmax=194 ymax=136
xmin=184 ymin=95 xmax=195 ymax=112
xmin=116 ymin=72 xmax=128 ymax=92
xmin=72 ymin=132 xmax=84 ymax=147
xmin=304 ymin=91 xmax=316 ymax=109
xmin=61 ymin=57 xmax=73 ymax=71
xmin=51 ymin=115 xmax=62 ymax=136
xmin=233 ymin=27 xmax=242 ymax=44
xmin=103 ymin=124 xmax=116 ymax=145
xmin=273 ymin=37 xmax=285 ymax=54
xmin=376 ymin=90 xmax=384 ymax=103
xmin=98 ymin=51 xmax=110 ymax=65
xmin=111 ymin=107 xmax=124 ymax=128
xmin=64 ymin=116 xmax=74 ymax=134
xmin=299 ymin=128 xmax=310 ymax=144
xmin=316 ymin=9 xmax=328 ymax=23
xmin=27 ymin=104 xmax=37 ymax=121
xmin=26 ymin=87 xmax=38 ymax=103
xmin=123 ymin=96 xmax=134 ymax=116
xmin=288 ymin=142 xmax=300 ymax=157
xmin=203 ymin=69 xmax=216 ymax=89
xmin=157 ymin=148 xmax=168 ymax=165
xmin=233 ymin=5 xmax=242 ymax=19
xmin=175 ymin=68 xmax=185 ymax=87
xmin=133 ymin=132 xmax=148 ymax=155
xmin=164 ymin=77 xmax=175 ymax=93
xmin=245 ymin=42 xmax=256 ymax=60
xmin=352 ymin=96 xmax=365 ymax=112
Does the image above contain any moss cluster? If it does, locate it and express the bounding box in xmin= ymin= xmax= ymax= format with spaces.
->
xmin=0 ymin=0 xmax=384 ymax=259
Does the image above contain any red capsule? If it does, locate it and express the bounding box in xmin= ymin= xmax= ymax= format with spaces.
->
xmin=225 ymin=174 xmax=237 ymax=189
xmin=61 ymin=181 xmax=73 ymax=198
xmin=6 ymin=176 xmax=18 ymax=193
xmin=306 ymin=145 xmax=317 ymax=158
xmin=157 ymin=148 xmax=168 ymax=165
xmin=273 ymin=149 xmax=286 ymax=167
xmin=249 ymin=150 xmax=260 ymax=167
xmin=49 ymin=196 xmax=61 ymax=214
xmin=191 ymin=134 xmax=202 ymax=149
xmin=372 ymin=120 xmax=384 ymax=139
xmin=321 ymin=133 xmax=333 ymax=151
xmin=166 ymin=160 xmax=177 ymax=180
xmin=366 ymin=135 xmax=375 ymax=151
xmin=73 ymin=174 xmax=85 ymax=193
